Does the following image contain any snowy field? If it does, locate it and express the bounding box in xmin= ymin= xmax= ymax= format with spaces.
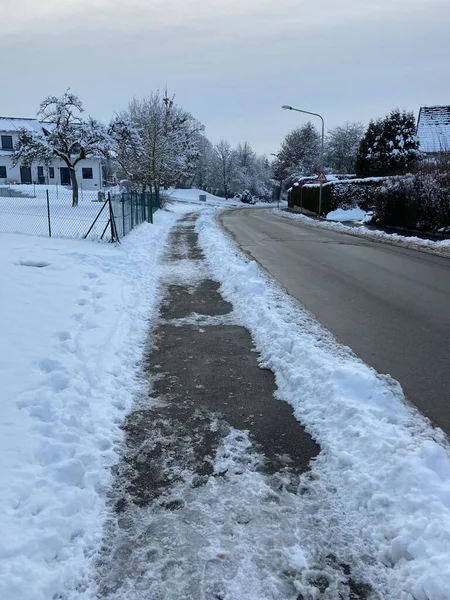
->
xmin=167 ymin=188 xmax=242 ymax=207
xmin=197 ymin=208 xmax=450 ymax=599
xmin=166 ymin=188 xmax=284 ymax=208
xmin=276 ymin=209 xmax=450 ymax=257
xmin=0 ymin=205 xmax=189 ymax=600
xmin=0 ymin=185 xmax=117 ymax=239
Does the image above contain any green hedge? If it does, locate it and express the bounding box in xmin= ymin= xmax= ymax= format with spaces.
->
xmin=288 ymin=178 xmax=386 ymax=215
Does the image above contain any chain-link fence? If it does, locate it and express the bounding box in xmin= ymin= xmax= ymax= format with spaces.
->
xmin=0 ymin=184 xmax=160 ymax=242
xmin=110 ymin=190 xmax=160 ymax=238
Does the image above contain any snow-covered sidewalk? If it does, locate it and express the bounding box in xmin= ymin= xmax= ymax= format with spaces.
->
xmin=198 ymin=208 xmax=450 ymax=599
xmin=0 ymin=206 xmax=188 ymax=600
xmin=3 ymin=198 xmax=450 ymax=600
xmin=275 ymin=209 xmax=450 ymax=257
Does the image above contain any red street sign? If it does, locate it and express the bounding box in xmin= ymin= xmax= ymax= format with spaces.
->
xmin=316 ymin=171 xmax=327 ymax=183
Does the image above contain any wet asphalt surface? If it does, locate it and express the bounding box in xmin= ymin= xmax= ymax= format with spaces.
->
xmin=220 ymin=208 xmax=450 ymax=436
xmin=93 ymin=214 xmax=373 ymax=600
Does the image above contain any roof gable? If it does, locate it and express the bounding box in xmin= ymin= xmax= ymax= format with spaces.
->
xmin=417 ymin=106 xmax=450 ymax=153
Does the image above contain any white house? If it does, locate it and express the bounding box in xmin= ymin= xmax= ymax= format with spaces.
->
xmin=0 ymin=117 xmax=103 ymax=190
xmin=417 ymin=106 xmax=450 ymax=154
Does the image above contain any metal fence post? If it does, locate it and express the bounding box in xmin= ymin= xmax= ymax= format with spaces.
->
xmin=108 ymin=192 xmax=119 ymax=243
xmin=130 ymin=192 xmax=134 ymax=230
xmin=122 ymin=193 xmax=125 ymax=236
xmin=46 ymin=189 xmax=52 ymax=237
xmin=147 ymin=192 xmax=152 ymax=223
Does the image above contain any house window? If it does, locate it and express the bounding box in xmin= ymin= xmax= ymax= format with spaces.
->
xmin=37 ymin=166 xmax=45 ymax=184
xmin=82 ymin=167 xmax=93 ymax=179
xmin=49 ymin=167 xmax=55 ymax=179
xmin=0 ymin=166 xmax=6 ymax=178
xmin=1 ymin=135 xmax=13 ymax=150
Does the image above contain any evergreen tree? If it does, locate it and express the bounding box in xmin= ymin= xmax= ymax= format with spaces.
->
xmin=355 ymin=109 xmax=420 ymax=177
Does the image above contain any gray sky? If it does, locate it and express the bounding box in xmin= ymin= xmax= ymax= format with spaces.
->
xmin=3 ymin=0 xmax=450 ymax=155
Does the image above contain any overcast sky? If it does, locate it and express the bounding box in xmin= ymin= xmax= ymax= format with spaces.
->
xmin=2 ymin=0 xmax=450 ymax=155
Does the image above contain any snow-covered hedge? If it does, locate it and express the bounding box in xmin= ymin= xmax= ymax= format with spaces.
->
xmin=288 ymin=176 xmax=388 ymax=216
xmin=372 ymin=171 xmax=450 ymax=233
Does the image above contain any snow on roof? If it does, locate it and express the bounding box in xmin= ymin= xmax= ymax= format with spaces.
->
xmin=0 ymin=117 xmax=46 ymax=134
xmin=417 ymin=106 xmax=450 ymax=153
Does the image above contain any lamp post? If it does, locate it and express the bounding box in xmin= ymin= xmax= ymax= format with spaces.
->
xmin=270 ymin=152 xmax=282 ymax=209
xmin=282 ymin=104 xmax=325 ymax=217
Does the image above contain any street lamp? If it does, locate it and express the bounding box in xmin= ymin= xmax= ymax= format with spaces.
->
xmin=270 ymin=152 xmax=282 ymax=208
xmin=282 ymin=104 xmax=325 ymax=217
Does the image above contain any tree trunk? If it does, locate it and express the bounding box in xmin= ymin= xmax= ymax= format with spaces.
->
xmin=69 ymin=167 xmax=79 ymax=207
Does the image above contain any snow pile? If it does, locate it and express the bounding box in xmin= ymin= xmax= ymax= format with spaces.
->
xmin=197 ymin=208 xmax=450 ymax=599
xmin=0 ymin=206 xmax=187 ymax=600
xmin=326 ymin=207 xmax=367 ymax=221
xmin=277 ymin=210 xmax=450 ymax=256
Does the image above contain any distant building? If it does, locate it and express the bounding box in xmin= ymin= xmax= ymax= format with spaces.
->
xmin=0 ymin=117 xmax=103 ymax=189
xmin=416 ymin=106 xmax=450 ymax=154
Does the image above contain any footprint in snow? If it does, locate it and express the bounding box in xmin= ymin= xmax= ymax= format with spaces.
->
xmin=55 ymin=331 xmax=72 ymax=342
xmin=37 ymin=358 xmax=64 ymax=374
xmin=76 ymin=298 xmax=89 ymax=306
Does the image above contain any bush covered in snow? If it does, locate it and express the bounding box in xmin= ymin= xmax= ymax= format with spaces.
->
xmin=372 ymin=169 xmax=450 ymax=233
xmin=240 ymin=190 xmax=254 ymax=204
xmin=288 ymin=177 xmax=387 ymax=215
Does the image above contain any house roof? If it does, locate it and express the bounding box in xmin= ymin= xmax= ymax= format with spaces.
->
xmin=0 ymin=117 xmax=45 ymax=134
xmin=417 ymin=106 xmax=450 ymax=153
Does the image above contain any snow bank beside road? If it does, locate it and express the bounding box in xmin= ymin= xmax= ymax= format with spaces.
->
xmin=277 ymin=209 xmax=450 ymax=257
xmin=0 ymin=207 xmax=184 ymax=600
xmin=198 ymin=208 xmax=450 ymax=599
xmin=326 ymin=206 xmax=367 ymax=221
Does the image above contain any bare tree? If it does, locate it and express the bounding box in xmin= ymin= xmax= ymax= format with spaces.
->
xmin=211 ymin=140 xmax=236 ymax=199
xmin=277 ymin=123 xmax=321 ymax=182
xmin=192 ymin=134 xmax=214 ymax=190
xmin=111 ymin=91 xmax=203 ymax=193
xmin=12 ymin=91 xmax=111 ymax=206
xmin=325 ymin=122 xmax=364 ymax=174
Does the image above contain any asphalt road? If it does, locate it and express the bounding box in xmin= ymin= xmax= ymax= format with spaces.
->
xmin=220 ymin=208 xmax=450 ymax=435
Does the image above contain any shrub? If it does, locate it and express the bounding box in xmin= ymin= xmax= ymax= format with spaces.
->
xmin=372 ymin=171 xmax=450 ymax=232
xmin=288 ymin=177 xmax=386 ymax=215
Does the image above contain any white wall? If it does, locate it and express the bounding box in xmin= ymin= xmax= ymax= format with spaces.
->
xmin=0 ymin=132 xmax=103 ymax=190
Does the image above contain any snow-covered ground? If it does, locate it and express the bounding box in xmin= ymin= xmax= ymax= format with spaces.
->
xmin=166 ymin=188 xmax=283 ymax=208
xmin=167 ymin=188 xmax=242 ymax=207
xmin=0 ymin=205 xmax=190 ymax=600
xmin=0 ymin=184 xmax=117 ymax=239
xmin=276 ymin=209 xmax=450 ymax=257
xmin=197 ymin=207 xmax=450 ymax=599
xmin=3 ymin=193 xmax=450 ymax=599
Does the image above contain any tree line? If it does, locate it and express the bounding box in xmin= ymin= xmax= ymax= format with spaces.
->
xmin=273 ymin=108 xmax=421 ymax=189
xmin=12 ymin=90 xmax=422 ymax=207
xmin=12 ymin=90 xmax=273 ymax=206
